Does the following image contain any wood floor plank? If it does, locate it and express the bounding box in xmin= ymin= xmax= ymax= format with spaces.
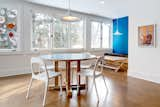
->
xmin=0 ymin=69 xmax=160 ymax=107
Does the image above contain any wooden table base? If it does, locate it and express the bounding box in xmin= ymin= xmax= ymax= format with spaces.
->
xmin=49 ymin=84 xmax=86 ymax=92
xmin=41 ymin=53 xmax=96 ymax=98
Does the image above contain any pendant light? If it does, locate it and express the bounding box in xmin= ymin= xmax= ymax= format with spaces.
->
xmin=114 ymin=18 xmax=123 ymax=36
xmin=62 ymin=0 xmax=80 ymax=22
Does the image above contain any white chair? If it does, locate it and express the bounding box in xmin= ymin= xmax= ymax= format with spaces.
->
xmin=41 ymin=64 xmax=55 ymax=71
xmin=77 ymin=56 xmax=108 ymax=101
xmin=26 ymin=57 xmax=62 ymax=106
xmin=40 ymin=60 xmax=55 ymax=70
xmin=71 ymin=63 xmax=92 ymax=84
xmin=71 ymin=60 xmax=95 ymax=84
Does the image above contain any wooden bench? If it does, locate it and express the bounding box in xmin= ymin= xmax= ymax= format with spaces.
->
xmin=103 ymin=56 xmax=128 ymax=72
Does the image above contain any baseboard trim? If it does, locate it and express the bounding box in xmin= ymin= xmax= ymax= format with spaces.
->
xmin=0 ymin=67 xmax=31 ymax=77
xmin=128 ymin=71 xmax=160 ymax=84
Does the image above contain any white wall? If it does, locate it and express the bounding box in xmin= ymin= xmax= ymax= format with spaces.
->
xmin=128 ymin=0 xmax=160 ymax=83
xmin=0 ymin=0 xmax=112 ymax=77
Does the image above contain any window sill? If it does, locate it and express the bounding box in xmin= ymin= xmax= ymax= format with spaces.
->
xmin=0 ymin=50 xmax=39 ymax=56
xmin=31 ymin=48 xmax=85 ymax=53
xmin=0 ymin=49 xmax=16 ymax=52
xmin=88 ymin=48 xmax=112 ymax=52
xmin=0 ymin=48 xmax=112 ymax=56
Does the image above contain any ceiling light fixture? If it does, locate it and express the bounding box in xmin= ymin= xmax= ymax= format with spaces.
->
xmin=61 ymin=0 xmax=80 ymax=22
xmin=114 ymin=18 xmax=123 ymax=36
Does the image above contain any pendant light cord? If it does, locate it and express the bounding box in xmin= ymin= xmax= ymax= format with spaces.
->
xmin=117 ymin=18 xmax=119 ymax=30
xmin=68 ymin=0 xmax=71 ymax=15
xmin=62 ymin=0 xmax=80 ymax=22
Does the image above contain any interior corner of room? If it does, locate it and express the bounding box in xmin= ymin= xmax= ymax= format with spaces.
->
xmin=0 ymin=0 xmax=160 ymax=107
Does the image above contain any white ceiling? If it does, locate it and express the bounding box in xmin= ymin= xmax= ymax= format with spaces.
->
xmin=25 ymin=0 xmax=131 ymax=18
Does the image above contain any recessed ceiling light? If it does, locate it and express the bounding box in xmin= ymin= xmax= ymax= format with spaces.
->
xmin=100 ymin=0 xmax=105 ymax=4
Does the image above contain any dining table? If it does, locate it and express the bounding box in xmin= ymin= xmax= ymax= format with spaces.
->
xmin=40 ymin=53 xmax=96 ymax=97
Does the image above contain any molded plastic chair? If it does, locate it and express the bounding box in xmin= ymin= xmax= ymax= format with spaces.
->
xmin=26 ymin=57 xmax=62 ymax=106
xmin=39 ymin=52 xmax=55 ymax=71
xmin=40 ymin=59 xmax=55 ymax=70
xmin=77 ymin=56 xmax=108 ymax=101
xmin=41 ymin=64 xmax=55 ymax=70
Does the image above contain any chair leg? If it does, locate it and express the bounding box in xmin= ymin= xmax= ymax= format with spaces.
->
xmin=59 ymin=75 xmax=63 ymax=95
xmin=26 ymin=78 xmax=33 ymax=99
xmin=93 ymin=78 xmax=99 ymax=101
xmin=76 ymin=74 xmax=79 ymax=94
xmin=102 ymin=75 xmax=108 ymax=91
xmin=85 ymin=76 xmax=88 ymax=92
xmin=43 ymin=80 xmax=49 ymax=107
xmin=72 ymin=70 xmax=74 ymax=84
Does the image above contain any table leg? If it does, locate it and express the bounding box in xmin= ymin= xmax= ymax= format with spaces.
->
xmin=54 ymin=61 xmax=59 ymax=87
xmin=77 ymin=60 xmax=81 ymax=95
xmin=66 ymin=61 xmax=72 ymax=97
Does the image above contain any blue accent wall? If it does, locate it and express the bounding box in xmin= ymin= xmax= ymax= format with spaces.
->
xmin=113 ymin=16 xmax=128 ymax=54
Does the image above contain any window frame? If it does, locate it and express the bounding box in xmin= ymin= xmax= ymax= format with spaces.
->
xmin=31 ymin=11 xmax=112 ymax=51
xmin=31 ymin=12 xmax=85 ymax=50
xmin=90 ymin=20 xmax=111 ymax=50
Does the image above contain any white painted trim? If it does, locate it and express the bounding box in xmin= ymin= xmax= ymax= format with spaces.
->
xmin=128 ymin=71 xmax=160 ymax=84
xmin=0 ymin=51 xmax=40 ymax=55
xmin=0 ymin=67 xmax=31 ymax=77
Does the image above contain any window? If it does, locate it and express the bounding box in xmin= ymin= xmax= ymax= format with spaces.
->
xmin=52 ymin=19 xmax=68 ymax=48
xmin=91 ymin=22 xmax=101 ymax=48
xmin=102 ymin=23 xmax=110 ymax=48
xmin=32 ymin=13 xmax=111 ymax=50
xmin=0 ymin=8 xmax=18 ymax=49
xmin=32 ymin=13 xmax=52 ymax=49
xmin=32 ymin=13 xmax=84 ymax=49
xmin=91 ymin=21 xmax=110 ymax=49
xmin=70 ymin=21 xmax=84 ymax=48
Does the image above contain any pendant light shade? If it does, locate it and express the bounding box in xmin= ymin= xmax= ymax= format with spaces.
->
xmin=114 ymin=29 xmax=123 ymax=35
xmin=62 ymin=0 xmax=80 ymax=22
xmin=114 ymin=18 xmax=123 ymax=36
xmin=62 ymin=15 xmax=80 ymax=22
